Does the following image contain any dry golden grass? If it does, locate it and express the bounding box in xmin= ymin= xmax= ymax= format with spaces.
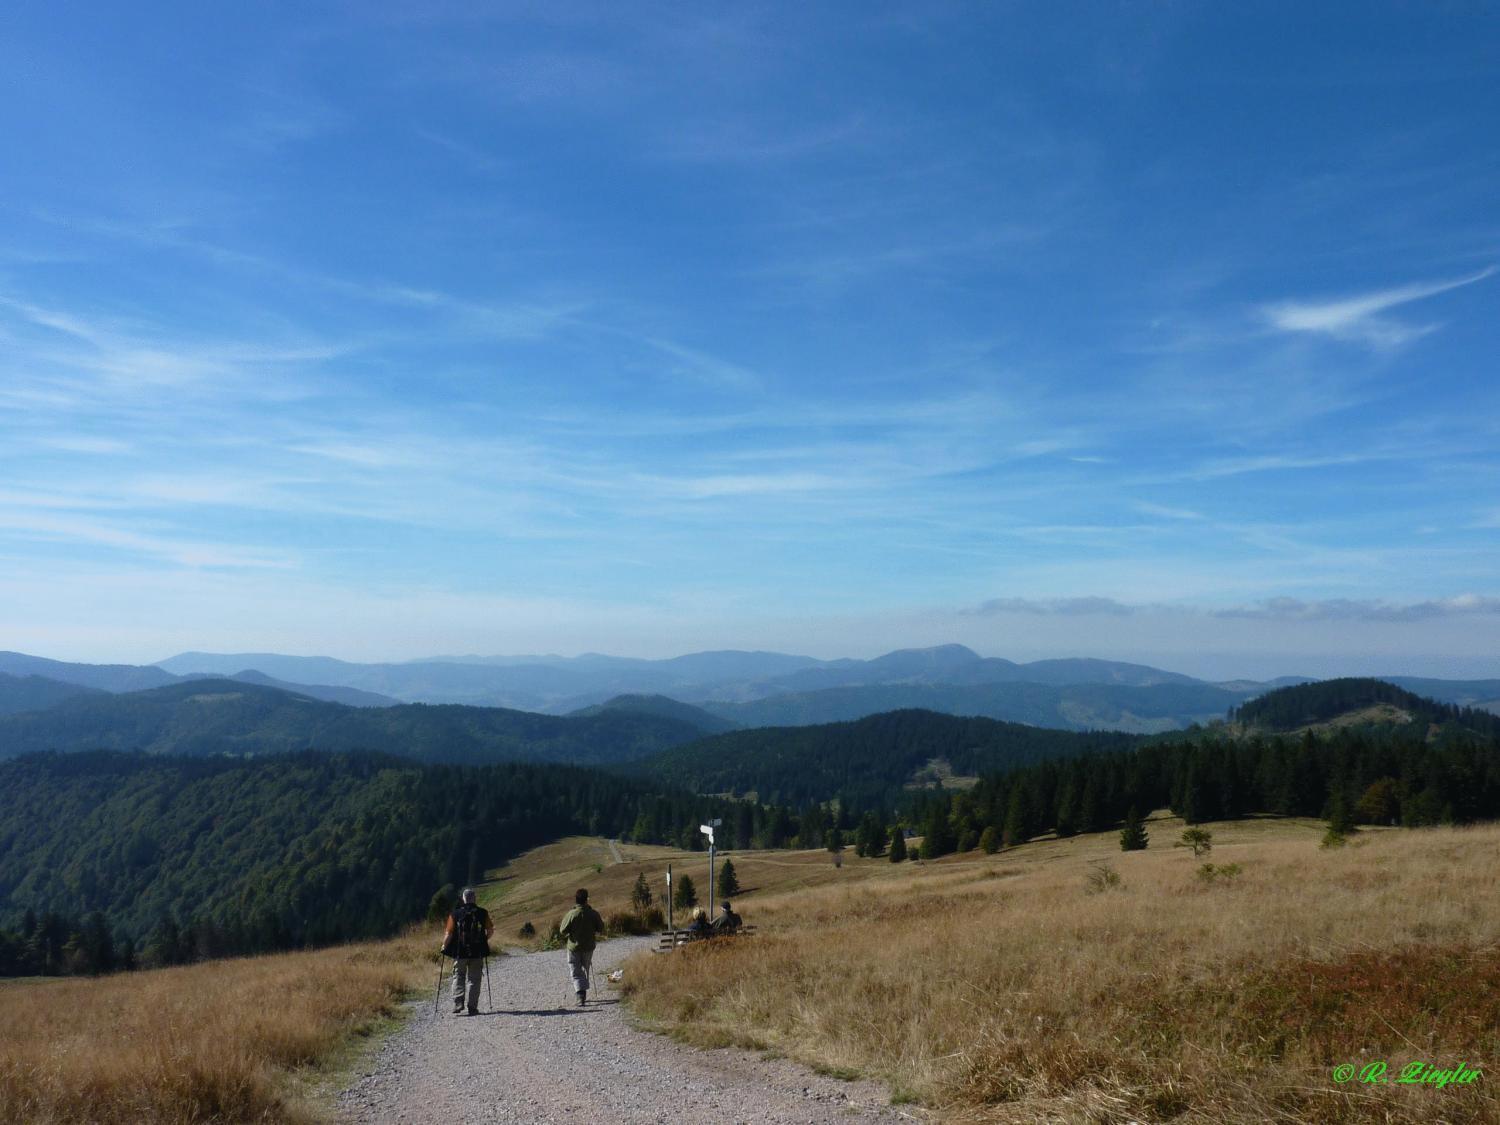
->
xmin=478 ymin=834 xmax=880 ymax=942
xmin=621 ymin=815 xmax=1500 ymax=1123
xmin=0 ymin=932 xmax=427 ymax=1124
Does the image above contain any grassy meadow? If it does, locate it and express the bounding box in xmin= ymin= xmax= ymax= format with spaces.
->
xmin=4 ymin=819 xmax=1497 ymax=1123
xmin=0 ymin=933 xmax=425 ymax=1124
xmin=473 ymin=833 xmax=865 ymax=940
xmin=620 ymin=815 xmax=1500 ymax=1123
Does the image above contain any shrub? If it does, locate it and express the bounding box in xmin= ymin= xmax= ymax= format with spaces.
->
xmin=426 ymin=884 xmax=455 ymax=924
xmin=606 ymin=911 xmax=651 ymax=936
xmin=518 ymin=921 xmax=536 ymax=938
xmin=1084 ymin=861 xmax=1121 ymax=894
xmin=1175 ymin=828 xmax=1213 ymax=857
xmin=1197 ymin=862 xmax=1243 ymax=885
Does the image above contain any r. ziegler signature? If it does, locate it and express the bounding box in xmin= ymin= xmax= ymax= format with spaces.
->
xmin=1331 ymin=1060 xmax=1481 ymax=1088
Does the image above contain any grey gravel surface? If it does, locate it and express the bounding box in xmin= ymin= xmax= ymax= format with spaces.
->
xmin=335 ymin=937 xmax=915 ymax=1124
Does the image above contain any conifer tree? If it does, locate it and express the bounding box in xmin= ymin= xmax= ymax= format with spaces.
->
xmin=673 ymin=873 xmax=698 ymax=910
xmin=889 ymin=829 xmax=907 ymax=863
xmin=630 ymin=872 xmax=653 ymax=913
xmin=1119 ymin=807 xmax=1149 ymax=851
xmin=716 ymin=858 xmax=740 ymax=899
xmin=979 ymin=825 xmax=1000 ymax=854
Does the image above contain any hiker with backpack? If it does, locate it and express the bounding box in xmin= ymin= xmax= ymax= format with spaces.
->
xmin=441 ymin=887 xmax=494 ymax=1016
xmin=558 ymin=888 xmax=605 ymax=1006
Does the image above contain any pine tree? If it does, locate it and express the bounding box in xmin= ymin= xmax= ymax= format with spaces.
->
xmin=673 ymin=874 xmax=698 ymax=910
xmin=716 ymin=858 xmax=740 ymax=899
xmin=1119 ymin=807 xmax=1149 ymax=851
xmin=889 ymin=830 xmax=907 ymax=863
xmin=920 ymin=809 xmax=956 ymax=859
xmin=979 ymin=825 xmax=1000 ymax=854
xmin=630 ymin=872 xmax=653 ymax=913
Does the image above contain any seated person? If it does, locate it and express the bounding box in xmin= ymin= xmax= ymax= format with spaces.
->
xmin=684 ymin=907 xmax=710 ymax=940
xmin=711 ymin=901 xmax=743 ymax=934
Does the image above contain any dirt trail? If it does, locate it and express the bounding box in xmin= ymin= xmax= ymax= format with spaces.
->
xmin=335 ymin=937 xmax=911 ymax=1124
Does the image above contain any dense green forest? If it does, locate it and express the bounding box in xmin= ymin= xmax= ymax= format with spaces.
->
xmin=1231 ymin=676 xmax=1500 ymax=736
xmin=905 ymin=680 xmax=1500 ymax=856
xmin=636 ymin=708 xmax=1142 ymax=810
xmin=0 ymin=908 xmax=136 ymax=977
xmin=0 ymin=750 xmax=775 ymax=968
xmin=0 ymin=679 xmax=706 ymax=765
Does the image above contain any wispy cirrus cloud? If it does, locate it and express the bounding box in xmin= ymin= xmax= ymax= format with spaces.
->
xmin=1260 ymin=266 xmax=1495 ymax=349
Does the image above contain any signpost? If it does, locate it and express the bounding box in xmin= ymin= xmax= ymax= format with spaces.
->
xmin=701 ymin=819 xmax=722 ymax=921
xmin=665 ymin=863 xmax=673 ymax=931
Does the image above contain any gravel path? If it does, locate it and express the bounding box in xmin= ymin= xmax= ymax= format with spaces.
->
xmin=336 ymin=937 xmax=914 ymax=1124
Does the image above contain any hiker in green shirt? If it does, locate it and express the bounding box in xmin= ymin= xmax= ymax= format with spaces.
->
xmin=558 ymin=888 xmax=605 ymax=1006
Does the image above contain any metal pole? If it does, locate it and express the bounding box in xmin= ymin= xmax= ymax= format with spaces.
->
xmin=707 ymin=841 xmax=715 ymax=923
xmin=666 ymin=863 xmax=673 ymax=931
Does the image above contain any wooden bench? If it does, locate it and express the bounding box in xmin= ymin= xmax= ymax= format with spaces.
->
xmin=655 ymin=925 xmax=758 ymax=952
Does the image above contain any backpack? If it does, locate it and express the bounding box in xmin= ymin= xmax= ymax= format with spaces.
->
xmin=447 ymin=904 xmax=489 ymax=959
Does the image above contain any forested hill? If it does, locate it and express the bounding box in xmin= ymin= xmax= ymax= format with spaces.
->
xmin=635 ymin=708 xmax=1142 ymax=810
xmin=698 ymin=679 xmax=1245 ymax=734
xmin=0 ymin=750 xmax=760 ymax=964
xmin=905 ymin=687 xmax=1500 ymax=858
xmin=1231 ymin=677 xmax=1500 ymax=737
xmin=0 ymin=679 xmax=706 ymax=766
xmin=566 ymin=694 xmax=740 ymax=735
xmin=0 ymin=672 xmax=104 ymax=715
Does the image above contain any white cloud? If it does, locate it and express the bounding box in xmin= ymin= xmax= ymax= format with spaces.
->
xmin=1261 ymin=266 xmax=1495 ymax=349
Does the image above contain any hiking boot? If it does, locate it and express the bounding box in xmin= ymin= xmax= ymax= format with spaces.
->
xmin=577 ymin=990 xmax=586 ymax=1006
xmin=468 ymin=1007 xmax=479 ymax=1016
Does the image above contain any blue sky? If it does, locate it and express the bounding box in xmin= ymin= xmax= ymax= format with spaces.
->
xmin=1 ymin=2 xmax=1497 ymax=677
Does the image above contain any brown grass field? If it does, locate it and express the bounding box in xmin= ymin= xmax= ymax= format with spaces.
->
xmin=3 ymin=818 xmax=1496 ymax=1123
xmin=0 ymin=933 xmax=425 ymax=1124
xmin=620 ymin=815 xmax=1500 ymax=1123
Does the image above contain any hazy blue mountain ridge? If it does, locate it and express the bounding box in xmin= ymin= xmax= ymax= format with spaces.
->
xmin=0 ymin=672 xmax=108 ymax=716
xmin=0 ymin=679 xmax=707 ymax=765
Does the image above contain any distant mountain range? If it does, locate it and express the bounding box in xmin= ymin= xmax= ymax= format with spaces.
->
xmin=2 ymin=646 xmax=1495 ymax=742
xmin=0 ymin=651 xmax=397 ymax=708
xmin=0 ymin=678 xmax=705 ymax=765
xmin=154 ymin=644 xmax=1271 ymax=720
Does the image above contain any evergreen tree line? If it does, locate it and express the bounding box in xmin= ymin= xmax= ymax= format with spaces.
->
xmin=904 ymin=718 xmax=1500 ymax=858
xmin=0 ymin=750 xmax=797 ymax=971
xmin=0 ymin=908 xmax=135 ymax=977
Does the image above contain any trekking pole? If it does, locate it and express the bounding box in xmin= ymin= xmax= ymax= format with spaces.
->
xmin=433 ymin=957 xmax=444 ymax=1015
xmin=484 ymin=955 xmax=493 ymax=1012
